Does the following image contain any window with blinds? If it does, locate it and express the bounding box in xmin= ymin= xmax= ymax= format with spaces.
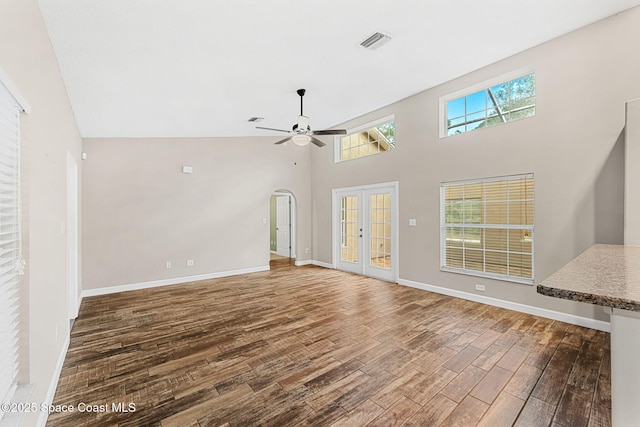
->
xmin=441 ymin=174 xmax=534 ymax=284
xmin=0 ymin=78 xmax=23 ymax=412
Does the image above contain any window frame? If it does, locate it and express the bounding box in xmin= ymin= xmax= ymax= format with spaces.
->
xmin=440 ymin=173 xmax=535 ymax=285
xmin=334 ymin=114 xmax=395 ymax=163
xmin=439 ymin=67 xmax=535 ymax=138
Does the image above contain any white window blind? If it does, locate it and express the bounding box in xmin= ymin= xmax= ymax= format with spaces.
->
xmin=441 ymin=174 xmax=534 ymax=284
xmin=0 ymin=78 xmax=23 ymax=412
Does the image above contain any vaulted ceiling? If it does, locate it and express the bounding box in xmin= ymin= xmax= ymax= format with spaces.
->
xmin=38 ymin=0 xmax=640 ymax=138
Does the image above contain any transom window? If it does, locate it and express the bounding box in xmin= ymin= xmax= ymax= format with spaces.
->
xmin=441 ymin=174 xmax=534 ymax=284
xmin=442 ymin=71 xmax=535 ymax=137
xmin=336 ymin=116 xmax=395 ymax=162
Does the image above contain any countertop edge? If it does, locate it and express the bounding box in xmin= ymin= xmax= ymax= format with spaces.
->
xmin=536 ymin=284 xmax=640 ymax=312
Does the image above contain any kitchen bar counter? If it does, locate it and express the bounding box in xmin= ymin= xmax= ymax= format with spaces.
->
xmin=537 ymin=244 xmax=640 ymax=427
xmin=537 ymin=244 xmax=640 ymax=311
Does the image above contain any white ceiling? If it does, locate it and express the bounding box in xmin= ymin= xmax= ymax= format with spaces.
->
xmin=38 ymin=0 xmax=640 ymax=138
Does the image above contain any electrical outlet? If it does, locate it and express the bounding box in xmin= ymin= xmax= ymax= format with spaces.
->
xmin=187 ymin=259 xmax=194 ymax=267
xmin=305 ymin=248 xmax=310 ymax=254
xmin=166 ymin=261 xmax=172 ymax=269
xmin=475 ymin=284 xmax=486 ymax=292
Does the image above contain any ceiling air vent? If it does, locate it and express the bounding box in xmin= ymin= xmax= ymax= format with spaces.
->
xmin=248 ymin=117 xmax=264 ymax=123
xmin=360 ymin=32 xmax=392 ymax=50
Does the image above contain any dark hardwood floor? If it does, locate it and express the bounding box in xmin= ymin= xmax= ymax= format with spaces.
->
xmin=47 ymin=260 xmax=610 ymax=426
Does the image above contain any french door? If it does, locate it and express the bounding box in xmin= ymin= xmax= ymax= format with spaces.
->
xmin=334 ymin=182 xmax=398 ymax=282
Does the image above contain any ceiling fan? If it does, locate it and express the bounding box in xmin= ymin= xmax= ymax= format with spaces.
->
xmin=257 ymin=89 xmax=347 ymax=147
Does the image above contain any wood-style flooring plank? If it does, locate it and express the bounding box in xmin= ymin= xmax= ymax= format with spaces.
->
xmin=439 ymin=395 xmax=489 ymax=427
xmin=503 ymin=362 xmax=543 ymax=400
xmin=469 ymin=365 xmax=513 ymax=404
xmin=403 ymin=394 xmax=458 ymax=427
xmin=329 ymin=399 xmax=384 ymax=427
xmin=553 ymin=385 xmax=593 ymax=427
xmin=514 ymin=396 xmax=557 ymax=427
xmin=440 ymin=365 xmax=487 ymax=403
xmin=370 ymin=369 xmax=427 ymax=409
xmin=406 ymin=366 xmax=458 ymax=406
xmin=476 ymin=391 xmax=525 ymax=427
xmin=366 ymin=396 xmax=420 ymax=427
xmin=45 ymin=262 xmax=610 ymax=427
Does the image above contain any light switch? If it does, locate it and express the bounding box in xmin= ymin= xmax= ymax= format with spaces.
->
xmin=409 ymin=218 xmax=417 ymax=226
xmin=182 ymin=165 xmax=193 ymax=174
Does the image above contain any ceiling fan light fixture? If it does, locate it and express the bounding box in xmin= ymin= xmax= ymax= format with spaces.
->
xmin=260 ymin=89 xmax=346 ymax=147
xmin=292 ymin=134 xmax=311 ymax=146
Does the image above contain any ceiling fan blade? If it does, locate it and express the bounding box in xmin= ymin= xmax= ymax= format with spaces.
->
xmin=257 ymin=126 xmax=290 ymax=133
xmin=274 ymin=136 xmax=293 ymax=145
xmin=311 ymin=129 xmax=348 ymax=136
xmin=309 ymin=136 xmax=326 ymax=147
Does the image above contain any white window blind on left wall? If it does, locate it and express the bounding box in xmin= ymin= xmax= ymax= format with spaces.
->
xmin=0 ymin=75 xmax=25 ymax=414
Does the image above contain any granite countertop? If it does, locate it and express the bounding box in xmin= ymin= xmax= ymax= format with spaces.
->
xmin=537 ymin=244 xmax=640 ymax=312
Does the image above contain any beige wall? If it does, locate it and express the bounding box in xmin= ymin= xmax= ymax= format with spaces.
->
xmin=626 ymin=98 xmax=640 ymax=245
xmin=0 ymin=0 xmax=83 ymax=425
xmin=82 ymin=137 xmax=311 ymax=290
xmin=311 ymin=6 xmax=639 ymax=322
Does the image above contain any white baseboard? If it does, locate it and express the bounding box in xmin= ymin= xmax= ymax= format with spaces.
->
xmin=36 ymin=333 xmax=70 ymax=427
xmin=81 ymin=265 xmax=270 ymax=298
xmin=295 ymin=259 xmax=333 ymax=269
xmin=75 ymin=294 xmax=82 ymax=319
xmin=398 ymin=278 xmax=610 ymax=332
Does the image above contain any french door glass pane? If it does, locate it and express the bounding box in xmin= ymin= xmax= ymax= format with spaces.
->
xmin=340 ymin=196 xmax=358 ymax=263
xmin=369 ymin=192 xmax=391 ymax=270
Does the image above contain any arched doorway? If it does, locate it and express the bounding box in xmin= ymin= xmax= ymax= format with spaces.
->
xmin=270 ymin=190 xmax=296 ymax=265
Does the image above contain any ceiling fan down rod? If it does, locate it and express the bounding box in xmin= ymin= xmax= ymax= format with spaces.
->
xmin=297 ymin=88 xmax=306 ymax=116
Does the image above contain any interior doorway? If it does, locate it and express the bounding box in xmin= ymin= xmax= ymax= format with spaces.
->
xmin=270 ymin=191 xmax=296 ymax=261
